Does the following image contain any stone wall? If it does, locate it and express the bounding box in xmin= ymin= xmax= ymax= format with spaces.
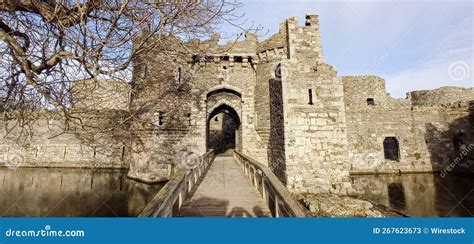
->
xmin=0 ymin=112 xmax=127 ymax=170
xmin=422 ymin=102 xmax=473 ymax=173
xmin=409 ymin=87 xmax=474 ymax=106
xmin=342 ymin=75 xmax=411 ymax=110
xmin=1 ymin=78 xmax=130 ymax=170
xmin=72 ymin=79 xmax=130 ymax=110
xmin=343 ymin=76 xmax=473 ymax=175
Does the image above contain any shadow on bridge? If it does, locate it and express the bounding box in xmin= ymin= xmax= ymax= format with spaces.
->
xmin=178 ymin=156 xmax=272 ymax=217
xmin=178 ymin=196 xmax=267 ymax=217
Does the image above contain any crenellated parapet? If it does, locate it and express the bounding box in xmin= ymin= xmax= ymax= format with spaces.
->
xmin=190 ymin=14 xmax=325 ymax=66
xmin=190 ymin=54 xmax=258 ymax=70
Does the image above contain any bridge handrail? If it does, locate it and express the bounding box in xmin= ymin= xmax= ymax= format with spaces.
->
xmin=234 ymin=150 xmax=309 ymax=217
xmin=138 ymin=150 xmax=215 ymax=217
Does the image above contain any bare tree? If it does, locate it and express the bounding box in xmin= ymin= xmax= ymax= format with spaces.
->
xmin=0 ymin=0 xmax=254 ymax=143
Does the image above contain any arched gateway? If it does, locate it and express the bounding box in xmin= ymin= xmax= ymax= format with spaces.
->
xmin=205 ymin=88 xmax=243 ymax=153
xmin=207 ymin=104 xmax=241 ymax=153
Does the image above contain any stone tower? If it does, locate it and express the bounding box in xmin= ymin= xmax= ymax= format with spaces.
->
xmin=258 ymin=14 xmax=351 ymax=194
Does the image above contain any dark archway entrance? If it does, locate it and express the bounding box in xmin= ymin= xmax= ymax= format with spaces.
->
xmin=207 ymin=104 xmax=241 ymax=154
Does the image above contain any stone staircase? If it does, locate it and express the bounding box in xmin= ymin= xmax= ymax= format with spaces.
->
xmin=241 ymin=127 xmax=270 ymax=165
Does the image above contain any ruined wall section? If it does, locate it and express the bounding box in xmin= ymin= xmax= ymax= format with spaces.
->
xmin=286 ymin=14 xmax=324 ymax=61
xmin=343 ymin=76 xmax=473 ymax=174
xmin=342 ymin=75 xmax=411 ymax=110
xmin=409 ymin=87 xmax=474 ymax=107
xmin=343 ymin=76 xmax=430 ymax=174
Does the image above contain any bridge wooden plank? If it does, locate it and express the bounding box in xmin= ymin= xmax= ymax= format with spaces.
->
xmin=178 ymin=156 xmax=272 ymax=217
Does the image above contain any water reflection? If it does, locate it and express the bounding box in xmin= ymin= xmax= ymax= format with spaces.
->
xmin=0 ymin=168 xmax=164 ymax=217
xmin=387 ymin=183 xmax=406 ymax=210
xmin=351 ymin=173 xmax=473 ymax=217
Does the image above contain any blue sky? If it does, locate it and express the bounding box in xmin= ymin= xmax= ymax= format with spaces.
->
xmin=221 ymin=0 xmax=473 ymax=98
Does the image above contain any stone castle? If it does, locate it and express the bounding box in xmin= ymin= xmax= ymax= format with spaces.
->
xmin=1 ymin=14 xmax=473 ymax=195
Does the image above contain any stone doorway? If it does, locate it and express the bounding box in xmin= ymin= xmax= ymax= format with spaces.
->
xmin=207 ymin=104 xmax=241 ymax=154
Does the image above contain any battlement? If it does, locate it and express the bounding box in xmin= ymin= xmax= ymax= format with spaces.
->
xmin=193 ymin=14 xmax=324 ymax=65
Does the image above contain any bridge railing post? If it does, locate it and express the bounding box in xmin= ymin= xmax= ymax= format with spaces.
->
xmin=260 ymin=172 xmax=267 ymax=202
xmin=252 ymin=166 xmax=257 ymax=187
xmin=138 ymin=150 xmax=216 ymax=217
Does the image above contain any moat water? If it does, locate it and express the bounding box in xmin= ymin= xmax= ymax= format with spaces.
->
xmin=0 ymin=168 xmax=164 ymax=217
xmin=1 ymin=167 xmax=471 ymax=217
xmin=351 ymin=173 xmax=473 ymax=217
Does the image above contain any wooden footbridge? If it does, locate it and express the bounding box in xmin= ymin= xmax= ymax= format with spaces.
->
xmin=138 ymin=150 xmax=308 ymax=217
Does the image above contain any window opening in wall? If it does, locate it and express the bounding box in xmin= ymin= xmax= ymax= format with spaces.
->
xmin=187 ymin=113 xmax=192 ymax=126
xmin=158 ymin=112 xmax=164 ymax=126
xmin=367 ymin=98 xmax=375 ymax=106
xmin=383 ymin=137 xmax=400 ymax=161
xmin=308 ymin=89 xmax=313 ymax=105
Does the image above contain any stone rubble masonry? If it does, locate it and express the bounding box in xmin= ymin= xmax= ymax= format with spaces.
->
xmin=0 ymin=111 xmax=127 ymax=170
xmin=408 ymin=87 xmax=474 ymax=107
xmin=343 ymin=76 xmax=473 ymax=176
xmin=1 ymin=14 xmax=472 ymax=194
xmin=72 ymin=79 xmax=131 ymax=110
